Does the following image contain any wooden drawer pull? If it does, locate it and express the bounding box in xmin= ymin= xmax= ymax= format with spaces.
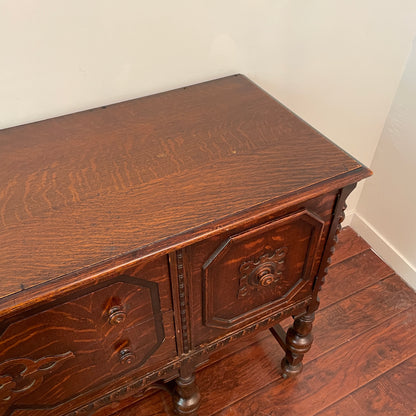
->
xmin=255 ymin=265 xmax=276 ymax=287
xmin=108 ymin=306 xmax=127 ymax=325
xmin=119 ymin=348 xmax=135 ymax=365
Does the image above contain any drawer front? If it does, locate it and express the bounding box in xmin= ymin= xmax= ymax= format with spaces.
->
xmin=0 ymin=256 xmax=176 ymax=414
xmin=203 ymin=209 xmax=324 ymax=329
xmin=187 ymin=193 xmax=337 ymax=347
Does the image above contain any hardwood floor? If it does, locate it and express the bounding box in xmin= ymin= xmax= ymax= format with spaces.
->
xmin=114 ymin=227 xmax=416 ymax=416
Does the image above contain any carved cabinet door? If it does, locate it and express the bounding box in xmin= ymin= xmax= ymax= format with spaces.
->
xmin=0 ymin=256 xmax=176 ymax=416
xmin=185 ymin=194 xmax=337 ymax=347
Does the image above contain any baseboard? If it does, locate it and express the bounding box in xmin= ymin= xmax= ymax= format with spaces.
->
xmin=343 ymin=210 xmax=354 ymax=227
xmin=351 ymin=213 xmax=416 ymax=291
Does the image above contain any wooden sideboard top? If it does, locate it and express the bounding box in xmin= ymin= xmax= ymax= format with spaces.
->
xmin=0 ymin=74 xmax=371 ymax=306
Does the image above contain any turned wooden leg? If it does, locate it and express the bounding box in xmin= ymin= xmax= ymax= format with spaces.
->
xmin=281 ymin=312 xmax=315 ymax=378
xmin=173 ymin=374 xmax=200 ymax=415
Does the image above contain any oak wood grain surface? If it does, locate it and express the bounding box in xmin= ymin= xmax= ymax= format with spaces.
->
xmin=343 ymin=355 xmax=416 ymax=415
xmin=314 ymin=396 xmax=367 ymax=416
xmin=115 ymin=228 xmax=416 ymax=416
xmin=0 ymin=75 xmax=370 ymax=301
xmin=316 ymin=356 xmax=416 ymax=416
xmin=321 ymin=249 xmax=393 ymax=309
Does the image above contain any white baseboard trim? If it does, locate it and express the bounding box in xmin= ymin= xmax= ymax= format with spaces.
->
xmin=351 ymin=213 xmax=416 ymax=291
xmin=343 ymin=210 xmax=354 ymax=227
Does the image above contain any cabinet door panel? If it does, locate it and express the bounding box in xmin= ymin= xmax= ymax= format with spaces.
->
xmin=203 ymin=209 xmax=324 ymax=329
xmin=0 ymin=256 xmax=176 ymax=415
xmin=187 ymin=193 xmax=337 ymax=347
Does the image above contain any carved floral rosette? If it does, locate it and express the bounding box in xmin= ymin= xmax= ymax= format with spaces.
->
xmin=238 ymin=247 xmax=288 ymax=298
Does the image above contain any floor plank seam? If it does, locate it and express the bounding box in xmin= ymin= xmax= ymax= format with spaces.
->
xmin=210 ymin=306 xmax=415 ymax=416
xmin=318 ymin=271 xmax=396 ymax=313
xmin=379 ymin=272 xmax=416 ymax=293
xmin=310 ymin=351 xmax=416 ymax=416
xmin=313 ymin=302 xmax=415 ymax=362
xmin=330 ymin=247 xmax=371 ymax=268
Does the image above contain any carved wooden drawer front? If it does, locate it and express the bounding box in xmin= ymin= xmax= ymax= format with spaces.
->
xmin=202 ymin=209 xmax=324 ymax=330
xmin=0 ymin=257 xmax=176 ymax=414
xmin=187 ymin=194 xmax=337 ymax=348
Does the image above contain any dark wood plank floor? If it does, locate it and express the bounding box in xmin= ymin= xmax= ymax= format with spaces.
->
xmin=114 ymin=227 xmax=416 ymax=416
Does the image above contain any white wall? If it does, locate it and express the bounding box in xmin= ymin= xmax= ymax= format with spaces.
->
xmin=1 ymin=0 xmax=416 ymax=218
xmin=352 ymin=39 xmax=416 ymax=289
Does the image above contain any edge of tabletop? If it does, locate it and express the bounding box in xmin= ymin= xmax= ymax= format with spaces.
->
xmin=0 ymin=165 xmax=371 ymax=318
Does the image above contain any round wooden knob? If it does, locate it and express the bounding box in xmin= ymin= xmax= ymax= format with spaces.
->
xmin=119 ymin=348 xmax=135 ymax=365
xmin=108 ymin=306 xmax=127 ymax=325
xmin=255 ymin=265 xmax=275 ymax=287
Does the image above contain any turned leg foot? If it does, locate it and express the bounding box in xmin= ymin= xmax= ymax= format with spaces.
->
xmin=173 ymin=374 xmax=200 ymax=415
xmin=281 ymin=312 xmax=315 ymax=378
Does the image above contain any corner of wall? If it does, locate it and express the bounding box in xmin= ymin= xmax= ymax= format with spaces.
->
xmin=350 ymin=213 xmax=416 ymax=291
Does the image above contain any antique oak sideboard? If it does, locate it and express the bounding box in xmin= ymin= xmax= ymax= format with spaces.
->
xmin=0 ymin=75 xmax=371 ymax=415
